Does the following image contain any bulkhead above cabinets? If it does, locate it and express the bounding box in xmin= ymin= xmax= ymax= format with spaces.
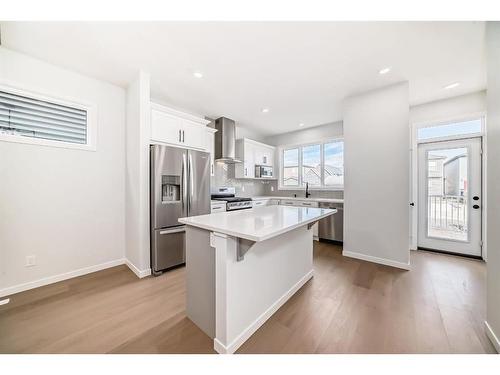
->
xmin=234 ymin=137 xmax=276 ymax=179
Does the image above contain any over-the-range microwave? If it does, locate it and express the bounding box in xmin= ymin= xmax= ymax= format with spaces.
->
xmin=255 ymin=165 xmax=273 ymax=178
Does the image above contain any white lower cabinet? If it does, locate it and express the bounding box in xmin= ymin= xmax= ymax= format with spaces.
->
xmin=252 ymin=199 xmax=280 ymax=207
xmin=211 ymin=202 xmax=226 ymax=213
xmin=253 ymin=200 xmax=267 ymax=207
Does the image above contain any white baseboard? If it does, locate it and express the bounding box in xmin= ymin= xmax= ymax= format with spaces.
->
xmin=342 ymin=250 xmax=411 ymax=271
xmin=0 ymin=258 xmax=126 ymax=298
xmin=213 ymin=269 xmax=314 ymax=354
xmin=125 ymin=259 xmax=151 ymax=278
xmin=485 ymin=321 xmax=500 ymax=353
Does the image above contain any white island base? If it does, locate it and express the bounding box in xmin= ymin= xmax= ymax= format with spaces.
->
xmin=180 ymin=206 xmax=336 ymax=354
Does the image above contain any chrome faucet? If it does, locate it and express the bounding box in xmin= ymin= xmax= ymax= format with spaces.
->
xmin=305 ymin=182 xmax=311 ymax=198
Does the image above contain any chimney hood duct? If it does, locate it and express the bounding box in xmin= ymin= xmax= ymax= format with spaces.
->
xmin=214 ymin=117 xmax=242 ymax=163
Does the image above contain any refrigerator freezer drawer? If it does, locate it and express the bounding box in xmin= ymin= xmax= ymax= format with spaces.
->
xmin=152 ymin=226 xmax=186 ymax=274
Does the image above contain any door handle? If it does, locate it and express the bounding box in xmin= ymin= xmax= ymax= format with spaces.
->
xmin=182 ymin=153 xmax=187 ymax=215
xmin=410 ymin=202 xmax=415 ymax=206
xmin=160 ymin=227 xmax=186 ymax=235
xmin=473 ymin=196 xmax=479 ymax=201
xmin=179 ymin=129 xmax=181 ymax=142
xmin=189 ymin=153 xmax=194 ymax=209
xmin=473 ymin=204 xmax=480 ymax=209
xmin=182 ymin=130 xmax=185 ymax=143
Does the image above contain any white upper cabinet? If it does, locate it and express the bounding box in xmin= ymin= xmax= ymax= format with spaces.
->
xmin=205 ymin=127 xmax=217 ymax=176
xmin=182 ymin=119 xmax=206 ymax=150
xmin=235 ymin=138 xmax=275 ymax=179
xmin=254 ymin=144 xmax=274 ymax=166
xmin=151 ymin=109 xmax=184 ymax=146
xmin=235 ymin=138 xmax=255 ymax=178
xmin=150 ymin=102 xmax=211 ymax=151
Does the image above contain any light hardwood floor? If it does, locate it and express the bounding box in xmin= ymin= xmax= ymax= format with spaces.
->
xmin=0 ymin=242 xmax=495 ymax=354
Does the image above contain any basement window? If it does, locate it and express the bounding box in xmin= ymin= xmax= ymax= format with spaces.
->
xmin=0 ymin=87 xmax=95 ymax=150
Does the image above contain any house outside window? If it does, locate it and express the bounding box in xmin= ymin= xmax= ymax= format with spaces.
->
xmin=279 ymin=139 xmax=344 ymax=190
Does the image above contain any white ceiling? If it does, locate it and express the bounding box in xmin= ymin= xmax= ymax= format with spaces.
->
xmin=0 ymin=22 xmax=486 ymax=135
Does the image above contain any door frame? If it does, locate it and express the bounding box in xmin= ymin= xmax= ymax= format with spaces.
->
xmin=410 ymin=113 xmax=487 ymax=260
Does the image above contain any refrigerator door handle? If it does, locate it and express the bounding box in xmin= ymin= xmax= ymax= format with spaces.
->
xmin=189 ymin=153 xmax=194 ymax=210
xmin=182 ymin=152 xmax=188 ymax=216
xmin=159 ymin=226 xmax=186 ymax=235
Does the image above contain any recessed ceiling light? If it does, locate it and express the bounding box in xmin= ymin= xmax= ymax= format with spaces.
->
xmin=299 ymin=123 xmax=304 ymax=127
xmin=193 ymin=71 xmax=203 ymax=78
xmin=261 ymin=108 xmax=270 ymax=113
xmin=444 ymin=82 xmax=460 ymax=90
xmin=379 ymin=67 xmax=391 ymax=75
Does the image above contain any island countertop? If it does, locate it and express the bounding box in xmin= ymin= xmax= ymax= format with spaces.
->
xmin=178 ymin=205 xmax=336 ymax=242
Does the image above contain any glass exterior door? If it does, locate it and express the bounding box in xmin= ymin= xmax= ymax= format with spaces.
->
xmin=417 ymin=138 xmax=482 ymax=256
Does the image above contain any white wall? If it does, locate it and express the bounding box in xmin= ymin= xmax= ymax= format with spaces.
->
xmin=0 ymin=47 xmax=126 ymax=296
xmin=265 ymin=121 xmax=343 ymax=146
xmin=125 ymin=72 xmax=151 ymax=276
xmin=486 ymin=21 xmax=500 ymax=352
xmin=410 ymin=91 xmax=486 ymax=125
xmin=235 ymin=124 xmax=267 ymax=143
xmin=343 ymin=82 xmax=410 ymax=269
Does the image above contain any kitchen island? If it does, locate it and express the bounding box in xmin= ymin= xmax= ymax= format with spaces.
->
xmin=178 ymin=205 xmax=336 ymax=354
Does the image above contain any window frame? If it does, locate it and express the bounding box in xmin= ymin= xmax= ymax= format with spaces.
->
xmin=0 ymin=82 xmax=97 ymax=151
xmin=278 ymin=137 xmax=344 ymax=191
xmin=415 ymin=114 xmax=485 ymax=145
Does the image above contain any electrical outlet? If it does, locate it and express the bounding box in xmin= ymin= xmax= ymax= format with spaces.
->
xmin=25 ymin=255 xmax=36 ymax=267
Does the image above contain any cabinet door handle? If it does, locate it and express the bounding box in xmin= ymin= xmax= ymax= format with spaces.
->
xmin=182 ymin=130 xmax=185 ymax=143
xmin=245 ymin=167 xmax=247 ymax=176
xmin=179 ymin=129 xmax=182 ymax=142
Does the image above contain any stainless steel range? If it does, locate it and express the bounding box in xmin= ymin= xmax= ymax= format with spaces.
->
xmin=211 ymin=187 xmax=252 ymax=211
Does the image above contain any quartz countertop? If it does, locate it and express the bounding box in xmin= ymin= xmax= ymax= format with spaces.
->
xmin=250 ymin=196 xmax=344 ymax=204
xmin=179 ymin=205 xmax=336 ymax=242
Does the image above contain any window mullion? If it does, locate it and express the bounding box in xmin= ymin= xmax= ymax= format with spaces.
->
xmin=298 ymin=146 xmax=302 ymax=187
xmin=320 ymin=142 xmax=324 ymax=188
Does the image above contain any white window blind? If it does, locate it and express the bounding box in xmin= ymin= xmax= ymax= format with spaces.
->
xmin=0 ymin=90 xmax=87 ymax=144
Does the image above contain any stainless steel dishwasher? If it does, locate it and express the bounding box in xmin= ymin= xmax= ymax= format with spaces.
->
xmin=318 ymin=202 xmax=343 ymax=242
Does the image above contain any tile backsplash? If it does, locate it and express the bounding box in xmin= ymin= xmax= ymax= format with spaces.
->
xmin=211 ymin=163 xmax=269 ymax=196
xmin=212 ymin=162 xmax=343 ymax=199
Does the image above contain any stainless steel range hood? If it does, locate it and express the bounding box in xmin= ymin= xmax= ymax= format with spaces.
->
xmin=214 ymin=117 xmax=242 ymax=163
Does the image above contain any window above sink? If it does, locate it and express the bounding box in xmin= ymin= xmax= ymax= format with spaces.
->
xmin=279 ymin=138 xmax=344 ymax=191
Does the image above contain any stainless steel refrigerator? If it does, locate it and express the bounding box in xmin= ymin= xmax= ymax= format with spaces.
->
xmin=150 ymin=144 xmax=211 ymax=275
